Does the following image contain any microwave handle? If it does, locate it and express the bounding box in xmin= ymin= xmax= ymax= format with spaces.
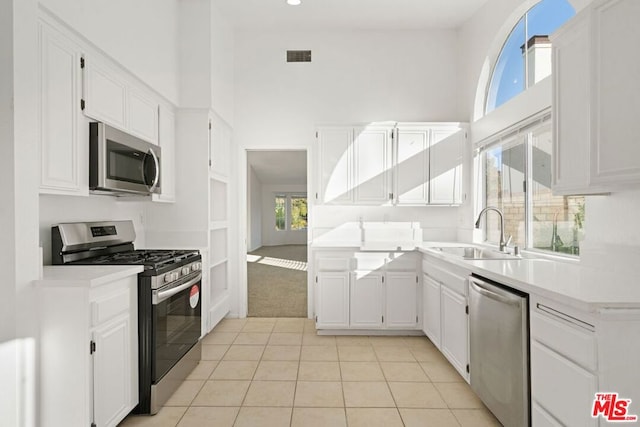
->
xmin=147 ymin=147 xmax=160 ymax=192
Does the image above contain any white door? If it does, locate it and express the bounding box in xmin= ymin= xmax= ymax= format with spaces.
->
xmin=317 ymin=127 xmax=353 ymax=204
xmin=92 ymin=317 xmax=131 ymax=427
xmin=316 ymin=272 xmax=350 ymax=328
xmin=395 ymin=126 xmax=429 ymax=205
xmin=422 ymin=274 xmax=441 ymax=348
xmin=429 ymin=128 xmax=464 ymax=204
xmin=353 ymin=126 xmax=392 ymax=204
xmin=385 ymin=272 xmax=418 ymax=329
xmin=350 ymin=271 xmax=384 ymax=328
xmin=38 ymin=20 xmax=86 ymax=195
xmin=440 ymin=286 xmax=468 ymax=380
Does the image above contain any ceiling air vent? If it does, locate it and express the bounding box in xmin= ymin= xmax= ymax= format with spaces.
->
xmin=287 ymin=50 xmax=311 ymax=63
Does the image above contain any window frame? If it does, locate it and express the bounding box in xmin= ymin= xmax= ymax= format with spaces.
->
xmin=273 ymin=192 xmax=308 ymax=232
xmin=478 ymin=110 xmax=583 ymax=258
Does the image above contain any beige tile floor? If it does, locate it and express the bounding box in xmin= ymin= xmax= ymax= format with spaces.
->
xmin=119 ymin=317 xmax=502 ymax=427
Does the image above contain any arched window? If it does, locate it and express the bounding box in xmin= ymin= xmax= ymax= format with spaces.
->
xmin=485 ymin=0 xmax=575 ymax=113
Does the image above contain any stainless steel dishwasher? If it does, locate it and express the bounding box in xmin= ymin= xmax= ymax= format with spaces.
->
xmin=468 ymin=274 xmax=529 ymax=427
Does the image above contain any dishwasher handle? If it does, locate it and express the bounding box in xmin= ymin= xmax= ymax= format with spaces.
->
xmin=469 ymin=277 xmax=523 ymax=307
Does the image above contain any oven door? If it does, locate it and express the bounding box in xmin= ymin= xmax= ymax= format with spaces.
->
xmin=151 ymin=273 xmax=202 ymax=382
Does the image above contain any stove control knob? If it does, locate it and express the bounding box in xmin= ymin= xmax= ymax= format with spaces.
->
xmin=182 ymin=267 xmax=190 ymax=276
xmin=164 ymin=273 xmax=172 ymax=283
xmin=192 ymin=262 xmax=201 ymax=272
xmin=172 ymin=272 xmax=180 ymax=281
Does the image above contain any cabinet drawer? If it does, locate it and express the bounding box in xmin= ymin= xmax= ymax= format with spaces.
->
xmin=316 ymin=256 xmax=352 ymax=271
xmin=353 ymin=253 xmax=387 ymax=271
xmin=423 ymin=261 xmax=467 ymax=296
xmin=531 ymin=340 xmax=598 ymax=427
xmin=386 ymin=253 xmax=417 ymax=271
xmin=92 ymin=288 xmax=130 ymax=327
xmin=531 ymin=304 xmax=596 ymax=371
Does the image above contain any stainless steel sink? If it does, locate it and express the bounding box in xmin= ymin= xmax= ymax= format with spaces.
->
xmin=432 ymin=246 xmax=522 ymax=260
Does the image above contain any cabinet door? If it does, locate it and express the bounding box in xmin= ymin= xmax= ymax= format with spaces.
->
xmin=422 ymin=274 xmax=441 ymax=348
xmin=153 ymin=106 xmax=175 ymax=202
xmin=590 ymin=0 xmax=640 ymax=186
xmin=531 ymin=340 xmax=598 ymax=427
xmin=128 ymin=89 xmax=158 ymax=144
xmin=38 ymin=21 xmax=87 ymax=195
xmin=429 ymin=127 xmax=463 ymax=204
xmin=316 ymin=272 xmax=350 ymax=328
xmin=84 ymin=56 xmax=127 ymax=130
xmin=395 ymin=126 xmax=429 ymax=205
xmin=440 ymin=286 xmax=468 ymax=380
xmin=317 ymin=127 xmax=353 ymax=204
xmin=385 ymin=272 xmax=418 ymax=329
xmin=350 ymin=271 xmax=384 ymax=328
xmin=551 ymin=12 xmax=594 ymax=195
xmin=353 ymin=127 xmax=392 ymax=204
xmin=93 ymin=316 xmax=131 ymax=427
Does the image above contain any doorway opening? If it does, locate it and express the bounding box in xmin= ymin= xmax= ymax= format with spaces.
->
xmin=246 ymin=150 xmax=308 ymax=317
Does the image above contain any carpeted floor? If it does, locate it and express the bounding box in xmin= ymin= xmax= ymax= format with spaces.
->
xmin=247 ymin=245 xmax=308 ymax=318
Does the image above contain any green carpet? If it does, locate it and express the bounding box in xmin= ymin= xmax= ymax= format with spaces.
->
xmin=247 ymin=245 xmax=308 ymax=317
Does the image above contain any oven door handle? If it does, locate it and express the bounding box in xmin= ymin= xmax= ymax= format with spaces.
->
xmin=153 ymin=274 xmax=201 ymax=305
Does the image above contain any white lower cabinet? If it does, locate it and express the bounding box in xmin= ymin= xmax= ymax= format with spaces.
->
xmin=314 ymin=251 xmax=419 ymax=331
xmin=530 ymin=297 xmax=599 ymax=427
xmin=316 ymin=271 xmax=350 ymax=328
xmin=422 ymin=254 xmax=470 ymax=381
xmin=385 ymin=271 xmax=419 ymax=328
xmin=350 ymin=271 xmax=384 ymax=328
xmin=37 ymin=270 xmax=139 ymax=427
xmin=440 ymin=286 xmax=469 ymax=379
xmin=92 ymin=316 xmax=133 ymax=427
xmin=422 ymin=274 xmax=441 ymax=348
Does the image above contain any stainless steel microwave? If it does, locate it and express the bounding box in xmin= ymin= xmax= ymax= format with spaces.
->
xmin=89 ymin=122 xmax=161 ymax=195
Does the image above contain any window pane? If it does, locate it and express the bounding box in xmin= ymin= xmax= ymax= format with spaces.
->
xmin=486 ymin=18 xmax=525 ymax=112
xmin=527 ymin=0 xmax=575 ymax=40
xmin=484 ymin=140 xmax=526 ymax=247
xmin=530 ymin=127 xmax=584 ymax=254
xmin=275 ymin=195 xmax=286 ymax=231
xmin=290 ymin=196 xmax=308 ymax=230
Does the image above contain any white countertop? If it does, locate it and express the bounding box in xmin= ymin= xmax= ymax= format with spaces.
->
xmin=311 ymin=240 xmax=640 ymax=312
xmin=417 ymin=243 xmax=640 ymax=312
xmin=37 ymin=265 xmax=143 ymax=287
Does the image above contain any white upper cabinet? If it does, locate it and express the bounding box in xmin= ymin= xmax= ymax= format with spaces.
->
xmin=395 ymin=125 xmax=429 ymax=205
xmin=84 ymin=56 xmax=128 ymax=130
xmin=128 ymin=89 xmax=159 ymax=144
xmin=38 ymin=18 xmax=87 ymax=196
xmin=317 ymin=122 xmax=466 ymax=206
xmin=552 ymin=0 xmax=640 ymax=194
xmin=152 ymin=106 xmax=176 ymax=203
xmin=84 ymin=56 xmax=159 ymax=145
xmin=318 ymin=127 xmax=354 ymax=204
xmin=353 ymin=126 xmax=393 ymax=205
xmin=429 ymin=126 xmax=464 ymax=205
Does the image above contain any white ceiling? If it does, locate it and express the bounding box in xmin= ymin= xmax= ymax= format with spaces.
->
xmin=248 ymin=151 xmax=307 ymax=185
xmin=212 ymin=0 xmax=490 ymax=31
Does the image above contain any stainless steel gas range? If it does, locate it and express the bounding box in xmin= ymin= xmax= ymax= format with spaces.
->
xmin=52 ymin=220 xmax=202 ymax=415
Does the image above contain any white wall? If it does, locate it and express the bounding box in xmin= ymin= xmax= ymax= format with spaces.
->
xmin=234 ymin=29 xmax=462 ymax=151
xmin=39 ymin=0 xmax=179 ymax=104
xmin=247 ymin=166 xmax=263 ymax=251
xmin=210 ymin=3 xmax=235 ymax=125
xmin=39 ymin=195 xmax=147 ymax=265
xmin=233 ymin=29 xmax=463 ymax=245
xmin=261 ymin=185 xmax=308 ymax=247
